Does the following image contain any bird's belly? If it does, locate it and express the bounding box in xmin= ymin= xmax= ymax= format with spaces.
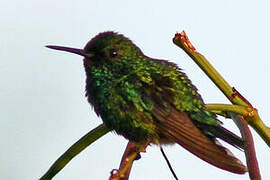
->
xmin=101 ymin=112 xmax=159 ymax=143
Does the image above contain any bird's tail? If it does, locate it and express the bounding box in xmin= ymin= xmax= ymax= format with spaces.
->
xmin=195 ymin=121 xmax=245 ymax=150
xmin=154 ymin=108 xmax=247 ymax=174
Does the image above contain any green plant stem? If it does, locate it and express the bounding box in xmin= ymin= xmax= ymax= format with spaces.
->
xmin=173 ymin=31 xmax=270 ymax=147
xmin=40 ymin=124 xmax=110 ymax=180
xmin=173 ymin=32 xmax=247 ymax=107
xmin=246 ymin=113 xmax=270 ymax=147
xmin=206 ymin=104 xmax=252 ymax=117
xmin=206 ymin=103 xmax=270 ymax=147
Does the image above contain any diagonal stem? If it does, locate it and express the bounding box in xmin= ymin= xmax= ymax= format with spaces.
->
xmin=160 ymin=146 xmax=179 ymax=180
xmin=173 ymin=31 xmax=247 ymax=106
xmin=40 ymin=124 xmax=110 ymax=180
xmin=109 ymin=141 xmax=148 ymax=180
xmin=173 ymin=31 xmax=270 ymax=147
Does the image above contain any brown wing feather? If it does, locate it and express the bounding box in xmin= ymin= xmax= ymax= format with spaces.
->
xmin=153 ymin=107 xmax=247 ymax=174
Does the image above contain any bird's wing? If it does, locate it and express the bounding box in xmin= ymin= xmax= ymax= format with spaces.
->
xmin=152 ymin=106 xmax=247 ymax=174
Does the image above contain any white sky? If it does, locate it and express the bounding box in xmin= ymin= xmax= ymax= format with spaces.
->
xmin=1 ymin=0 xmax=270 ymax=179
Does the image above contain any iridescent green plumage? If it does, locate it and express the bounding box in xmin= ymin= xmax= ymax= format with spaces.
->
xmin=84 ymin=32 xmax=218 ymax=142
xmin=46 ymin=31 xmax=247 ymax=174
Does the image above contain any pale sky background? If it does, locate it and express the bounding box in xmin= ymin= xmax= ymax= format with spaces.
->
xmin=1 ymin=0 xmax=270 ymax=180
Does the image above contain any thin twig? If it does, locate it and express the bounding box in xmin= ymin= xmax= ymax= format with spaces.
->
xmin=229 ymin=112 xmax=261 ymax=180
xmin=206 ymin=104 xmax=253 ymax=117
xmin=160 ymin=146 xmax=179 ymax=180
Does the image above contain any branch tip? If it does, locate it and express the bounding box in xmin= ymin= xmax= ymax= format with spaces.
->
xmin=174 ymin=31 xmax=196 ymax=52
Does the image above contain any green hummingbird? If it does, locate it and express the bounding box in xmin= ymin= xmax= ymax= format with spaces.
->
xmin=46 ymin=31 xmax=247 ymax=174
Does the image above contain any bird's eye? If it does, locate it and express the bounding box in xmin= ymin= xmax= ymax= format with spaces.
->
xmin=109 ymin=49 xmax=118 ymax=58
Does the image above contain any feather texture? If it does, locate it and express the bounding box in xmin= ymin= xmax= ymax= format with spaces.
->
xmin=153 ymin=107 xmax=247 ymax=174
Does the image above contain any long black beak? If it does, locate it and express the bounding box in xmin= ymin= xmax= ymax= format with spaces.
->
xmin=46 ymin=45 xmax=94 ymax=58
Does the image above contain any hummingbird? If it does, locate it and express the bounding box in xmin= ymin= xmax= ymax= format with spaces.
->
xmin=46 ymin=31 xmax=247 ymax=174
